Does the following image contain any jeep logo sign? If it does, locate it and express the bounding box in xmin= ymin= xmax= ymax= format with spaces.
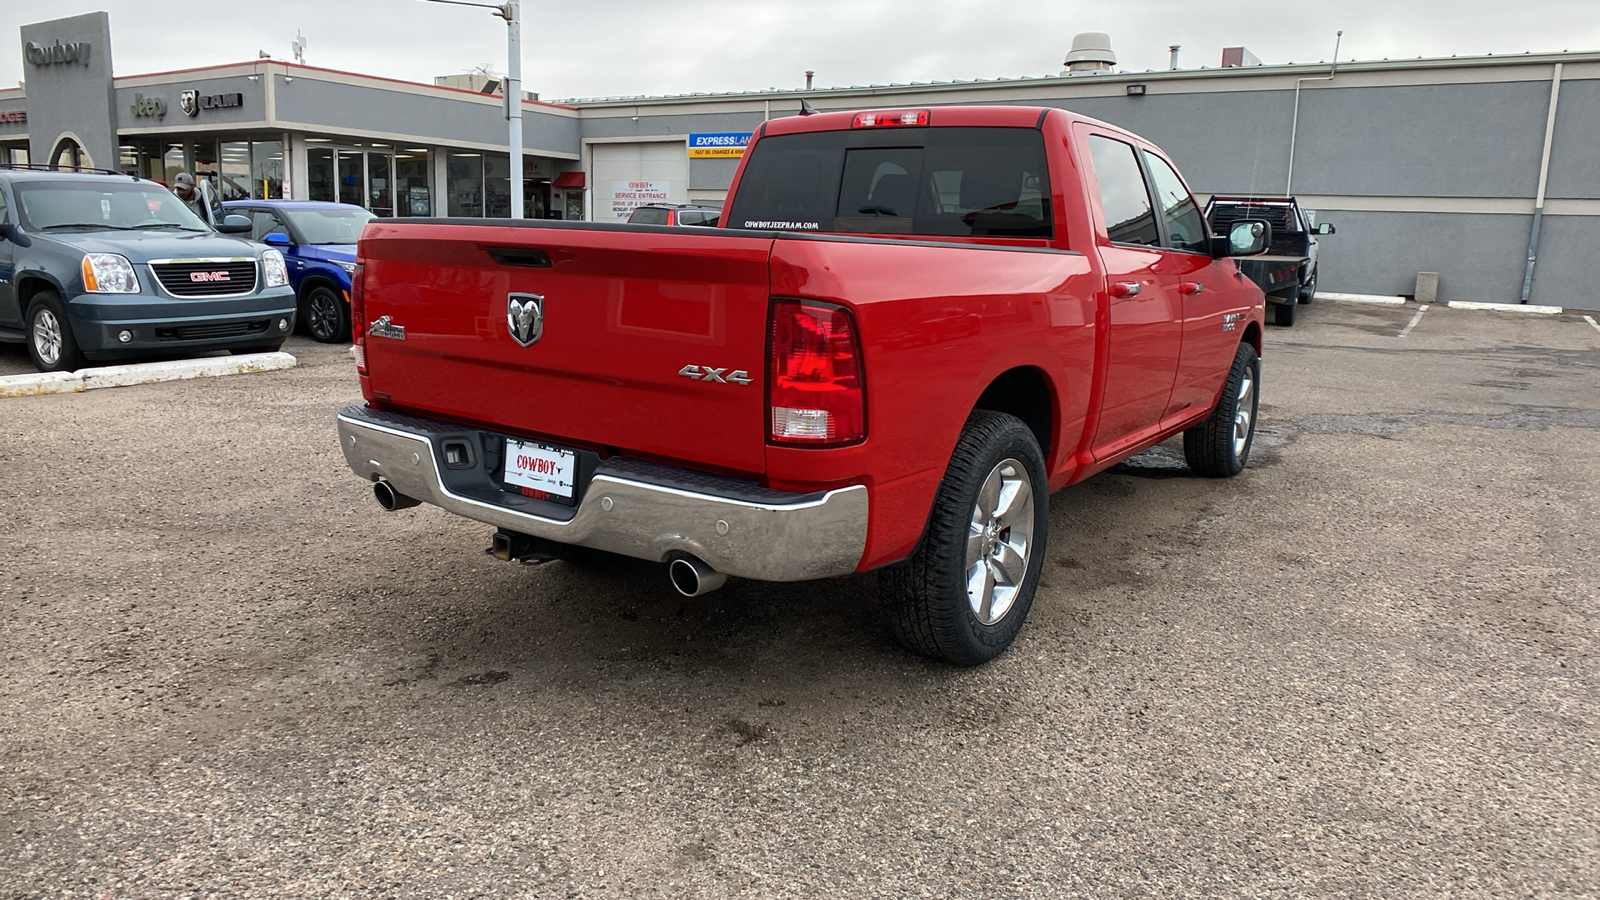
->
xmin=24 ymin=40 xmax=92 ymax=67
xmin=130 ymin=93 xmax=166 ymax=118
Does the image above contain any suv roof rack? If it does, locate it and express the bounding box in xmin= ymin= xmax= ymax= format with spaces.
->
xmin=0 ymin=162 xmax=138 ymax=179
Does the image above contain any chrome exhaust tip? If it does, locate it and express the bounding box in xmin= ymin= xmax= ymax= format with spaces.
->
xmin=669 ymin=556 xmax=727 ymax=597
xmin=373 ymin=479 xmax=420 ymax=511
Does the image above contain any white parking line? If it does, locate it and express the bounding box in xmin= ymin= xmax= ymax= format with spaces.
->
xmin=1585 ymin=315 xmax=1600 ymax=333
xmin=1398 ymin=304 xmax=1430 ymax=338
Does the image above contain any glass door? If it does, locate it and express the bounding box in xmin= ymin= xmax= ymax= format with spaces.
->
xmin=337 ymin=150 xmax=364 ymax=206
xmin=367 ymin=150 xmax=393 ymax=217
xmin=306 ymin=147 xmax=336 ymax=201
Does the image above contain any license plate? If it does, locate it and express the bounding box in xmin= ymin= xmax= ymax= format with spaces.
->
xmin=503 ymin=439 xmax=576 ymax=499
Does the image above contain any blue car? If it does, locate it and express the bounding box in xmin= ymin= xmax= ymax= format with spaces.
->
xmin=222 ymin=200 xmax=375 ymax=343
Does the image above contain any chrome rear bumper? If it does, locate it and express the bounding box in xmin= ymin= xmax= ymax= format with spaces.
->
xmin=337 ymin=405 xmax=867 ymax=582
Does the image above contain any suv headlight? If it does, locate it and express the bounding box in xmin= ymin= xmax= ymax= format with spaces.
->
xmin=81 ymin=253 xmax=140 ymax=293
xmin=337 ymin=261 xmax=356 ymax=275
xmin=262 ymin=248 xmax=289 ymax=287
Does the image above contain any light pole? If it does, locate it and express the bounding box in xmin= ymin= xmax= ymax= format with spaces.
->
xmin=424 ymin=0 xmax=524 ymax=219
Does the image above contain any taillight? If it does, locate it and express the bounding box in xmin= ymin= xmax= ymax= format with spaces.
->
xmin=851 ymin=109 xmax=930 ymax=128
xmin=350 ymin=262 xmax=367 ymax=375
xmin=768 ymin=298 xmax=866 ymax=446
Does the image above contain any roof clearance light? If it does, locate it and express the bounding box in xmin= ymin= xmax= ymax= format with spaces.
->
xmin=851 ymin=109 xmax=930 ymax=128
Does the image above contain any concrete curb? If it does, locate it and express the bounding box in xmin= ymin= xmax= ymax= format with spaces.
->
xmin=0 ymin=352 xmax=297 ymax=398
xmin=1445 ymin=300 xmax=1563 ymax=315
xmin=1314 ymin=292 xmax=1407 ymax=305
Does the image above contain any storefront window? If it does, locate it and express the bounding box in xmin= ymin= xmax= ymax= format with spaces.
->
xmin=369 ymin=149 xmax=393 ymax=217
xmin=250 ymin=140 xmax=283 ymax=199
xmin=220 ymin=141 xmax=251 ymax=201
xmin=448 ymin=152 xmax=483 ymax=217
xmin=119 ymin=144 xmax=138 ymax=175
xmin=395 ymin=149 xmax=431 ymax=216
xmin=162 ymin=142 xmax=184 ymax=185
xmin=485 ymin=152 xmax=510 ymax=218
xmin=307 ymin=147 xmax=335 ymax=202
xmin=189 ymin=140 xmax=219 ymax=195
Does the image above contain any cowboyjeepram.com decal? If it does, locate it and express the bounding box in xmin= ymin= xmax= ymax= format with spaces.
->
xmin=742 ymin=220 xmax=821 ymax=230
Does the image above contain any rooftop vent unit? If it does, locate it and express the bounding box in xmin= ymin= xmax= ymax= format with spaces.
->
xmin=1063 ymin=33 xmax=1117 ymax=74
xmin=1222 ymin=47 xmax=1263 ymax=68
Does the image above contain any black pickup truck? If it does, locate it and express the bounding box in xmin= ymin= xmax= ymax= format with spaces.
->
xmin=1205 ymin=196 xmax=1334 ymax=327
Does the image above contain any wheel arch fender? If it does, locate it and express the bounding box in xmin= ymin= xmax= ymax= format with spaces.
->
xmin=969 ymin=364 xmax=1057 ymax=462
xmin=296 ymin=271 xmax=346 ymax=302
xmin=16 ymin=270 xmax=69 ymax=310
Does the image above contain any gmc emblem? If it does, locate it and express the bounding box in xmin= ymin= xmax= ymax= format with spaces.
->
xmin=190 ymin=271 xmax=231 ymax=283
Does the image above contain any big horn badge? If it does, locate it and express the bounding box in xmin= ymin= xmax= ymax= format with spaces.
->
xmin=179 ymin=90 xmax=199 ymax=117
xmin=507 ymin=293 xmax=544 ymax=347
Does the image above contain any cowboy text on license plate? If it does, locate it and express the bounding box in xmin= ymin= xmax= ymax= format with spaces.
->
xmin=503 ymin=439 xmax=576 ymax=498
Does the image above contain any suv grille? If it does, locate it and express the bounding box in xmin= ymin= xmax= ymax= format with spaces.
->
xmin=150 ymin=259 xmax=258 ymax=297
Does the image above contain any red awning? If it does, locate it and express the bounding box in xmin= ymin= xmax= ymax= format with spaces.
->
xmin=552 ymin=171 xmax=585 ymax=188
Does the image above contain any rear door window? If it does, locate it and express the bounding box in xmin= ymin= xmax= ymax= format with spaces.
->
xmin=727 ymin=127 xmax=1052 ymax=239
xmin=1086 ymin=136 xmax=1158 ymax=246
xmin=1141 ymin=152 xmax=1208 ymax=253
xmin=628 ymin=207 xmax=671 ymax=226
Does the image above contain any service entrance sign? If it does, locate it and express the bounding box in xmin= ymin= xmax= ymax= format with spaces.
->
xmin=610 ymin=180 xmax=671 ymax=219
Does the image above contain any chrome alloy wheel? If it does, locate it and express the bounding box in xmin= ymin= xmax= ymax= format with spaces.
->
xmin=31 ymin=307 xmax=63 ymax=367
xmin=964 ymin=457 xmax=1035 ymax=626
xmin=1232 ymin=364 xmax=1256 ymax=459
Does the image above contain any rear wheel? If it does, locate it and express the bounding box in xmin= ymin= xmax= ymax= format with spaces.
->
xmin=1183 ymin=342 xmax=1259 ymax=478
xmin=880 ymin=411 xmax=1048 ymax=666
xmin=305 ymin=284 xmax=350 ymax=343
xmin=1272 ymin=297 xmax=1297 ymax=326
xmin=1298 ymin=267 xmax=1317 ymax=304
xmin=26 ymin=292 xmax=87 ymax=373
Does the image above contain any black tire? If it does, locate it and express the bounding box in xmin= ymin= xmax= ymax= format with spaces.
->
xmin=1272 ymin=297 xmax=1297 ymax=326
xmin=231 ymin=341 xmax=285 ymax=354
xmin=304 ymin=284 xmax=350 ymax=343
xmin=25 ymin=291 xmax=88 ymax=373
xmin=1298 ymin=267 xmax=1317 ymax=304
xmin=879 ymin=411 xmax=1048 ymax=666
xmin=1183 ymin=342 xmax=1260 ymax=478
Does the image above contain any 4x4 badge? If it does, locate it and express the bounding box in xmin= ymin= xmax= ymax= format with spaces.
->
xmin=507 ymin=293 xmax=544 ymax=347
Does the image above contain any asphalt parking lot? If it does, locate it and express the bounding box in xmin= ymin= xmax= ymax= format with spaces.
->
xmin=2 ymin=300 xmax=1598 ymax=898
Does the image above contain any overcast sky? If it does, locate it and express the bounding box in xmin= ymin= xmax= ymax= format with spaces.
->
xmin=4 ymin=1 xmax=1597 ymax=101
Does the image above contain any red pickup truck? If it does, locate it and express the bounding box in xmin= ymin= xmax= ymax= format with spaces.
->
xmin=338 ymin=105 xmax=1270 ymax=665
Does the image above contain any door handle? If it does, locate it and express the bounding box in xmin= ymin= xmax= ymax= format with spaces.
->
xmin=1180 ymin=282 xmax=1205 ymax=295
xmin=1110 ymin=281 xmax=1141 ymax=298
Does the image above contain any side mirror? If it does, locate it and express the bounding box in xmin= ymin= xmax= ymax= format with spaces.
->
xmin=1213 ymin=219 xmax=1270 ymax=257
xmin=262 ymin=231 xmax=291 ymax=246
xmin=1314 ymin=223 xmax=1336 ymax=235
xmin=216 ymin=214 xmax=252 ymax=234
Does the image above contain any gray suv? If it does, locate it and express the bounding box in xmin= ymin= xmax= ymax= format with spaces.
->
xmin=0 ymin=167 xmax=298 ymax=372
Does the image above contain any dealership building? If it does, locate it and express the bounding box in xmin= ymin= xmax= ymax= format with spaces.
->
xmin=4 ymin=11 xmax=1598 ymax=307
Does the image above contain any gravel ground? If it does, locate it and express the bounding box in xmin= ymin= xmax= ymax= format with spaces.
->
xmin=1 ymin=301 xmax=1597 ymax=898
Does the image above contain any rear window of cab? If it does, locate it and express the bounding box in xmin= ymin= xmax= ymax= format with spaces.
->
xmin=726 ymin=127 xmax=1053 ymax=239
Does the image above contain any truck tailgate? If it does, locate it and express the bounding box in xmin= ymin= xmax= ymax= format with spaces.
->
xmin=358 ymin=221 xmax=775 ymax=475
